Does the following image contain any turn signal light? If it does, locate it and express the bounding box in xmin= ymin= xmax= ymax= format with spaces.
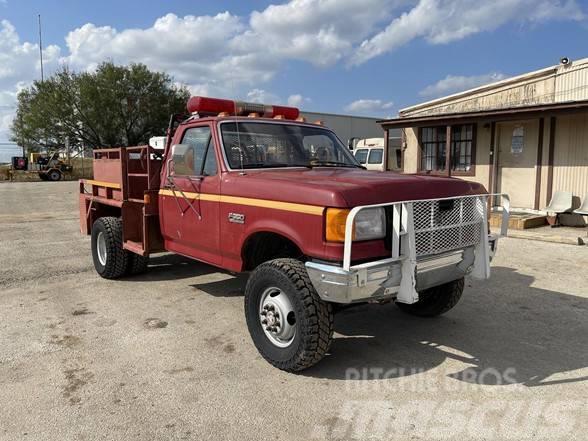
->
xmin=326 ymin=208 xmax=353 ymax=242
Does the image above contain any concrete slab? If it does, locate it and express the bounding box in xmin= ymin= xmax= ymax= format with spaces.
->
xmin=1 ymin=181 xmax=587 ymax=441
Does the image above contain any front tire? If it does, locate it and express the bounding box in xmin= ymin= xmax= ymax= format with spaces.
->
xmin=47 ymin=169 xmax=61 ymax=181
xmin=396 ymin=278 xmax=464 ymax=317
xmin=244 ymin=259 xmax=334 ymax=372
xmin=91 ymin=217 xmax=128 ymax=279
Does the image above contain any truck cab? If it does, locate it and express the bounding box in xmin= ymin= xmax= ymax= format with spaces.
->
xmin=79 ymin=96 xmax=509 ymax=372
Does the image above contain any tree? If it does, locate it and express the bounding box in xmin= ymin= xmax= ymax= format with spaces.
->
xmin=11 ymin=62 xmax=190 ymax=151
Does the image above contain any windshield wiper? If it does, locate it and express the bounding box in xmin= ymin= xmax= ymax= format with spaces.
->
xmin=241 ymin=162 xmax=311 ymax=169
xmin=309 ymin=160 xmax=362 ymax=168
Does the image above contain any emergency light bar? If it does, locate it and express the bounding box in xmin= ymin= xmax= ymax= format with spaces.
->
xmin=187 ymin=96 xmax=300 ymax=120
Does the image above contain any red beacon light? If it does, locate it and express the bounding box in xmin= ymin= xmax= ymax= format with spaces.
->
xmin=187 ymin=96 xmax=300 ymax=120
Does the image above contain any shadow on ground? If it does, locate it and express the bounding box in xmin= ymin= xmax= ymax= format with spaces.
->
xmin=189 ymin=273 xmax=249 ymax=297
xmin=302 ymin=266 xmax=588 ymax=387
xmin=121 ymin=254 xmax=219 ymax=282
xmin=121 ymin=255 xmax=588 ymax=388
xmin=122 ymin=253 xmax=248 ymax=296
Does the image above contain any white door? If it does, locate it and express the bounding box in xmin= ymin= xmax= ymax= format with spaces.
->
xmin=496 ymin=120 xmax=538 ymax=209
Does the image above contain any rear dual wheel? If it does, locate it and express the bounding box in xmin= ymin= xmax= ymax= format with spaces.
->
xmin=244 ymin=259 xmax=334 ymax=372
xmin=91 ymin=217 xmax=149 ymax=279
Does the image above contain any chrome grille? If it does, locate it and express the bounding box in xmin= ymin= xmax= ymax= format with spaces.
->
xmin=413 ymin=197 xmax=485 ymax=257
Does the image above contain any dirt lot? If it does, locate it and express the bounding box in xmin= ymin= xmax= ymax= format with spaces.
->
xmin=0 ymin=181 xmax=586 ymax=441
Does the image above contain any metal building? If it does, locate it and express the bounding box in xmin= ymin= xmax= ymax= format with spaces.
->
xmin=379 ymin=57 xmax=588 ymax=211
xmin=301 ymin=111 xmax=398 ymax=147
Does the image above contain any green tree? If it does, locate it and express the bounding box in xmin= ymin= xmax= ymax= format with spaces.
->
xmin=11 ymin=62 xmax=189 ymax=151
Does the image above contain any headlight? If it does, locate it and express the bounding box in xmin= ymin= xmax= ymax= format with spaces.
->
xmin=325 ymin=207 xmax=386 ymax=242
xmin=354 ymin=207 xmax=386 ymax=240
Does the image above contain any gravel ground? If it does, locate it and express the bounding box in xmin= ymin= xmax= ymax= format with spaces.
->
xmin=0 ymin=181 xmax=586 ymax=441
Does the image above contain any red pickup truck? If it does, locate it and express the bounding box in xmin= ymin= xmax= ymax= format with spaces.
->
xmin=79 ymin=96 xmax=509 ymax=372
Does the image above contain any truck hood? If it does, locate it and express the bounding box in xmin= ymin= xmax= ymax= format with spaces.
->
xmin=222 ymin=168 xmax=487 ymax=208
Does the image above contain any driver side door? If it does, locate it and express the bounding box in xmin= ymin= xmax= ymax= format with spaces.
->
xmin=160 ymin=124 xmax=222 ymax=266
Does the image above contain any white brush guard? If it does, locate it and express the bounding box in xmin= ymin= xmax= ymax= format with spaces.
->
xmin=306 ymin=194 xmax=510 ymax=304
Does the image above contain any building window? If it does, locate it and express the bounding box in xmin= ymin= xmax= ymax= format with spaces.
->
xmin=451 ymin=124 xmax=474 ymax=172
xmin=419 ymin=124 xmax=475 ymax=175
xmin=420 ymin=127 xmax=446 ymax=172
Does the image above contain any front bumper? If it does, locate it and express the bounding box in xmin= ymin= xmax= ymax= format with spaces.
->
xmin=306 ymin=194 xmax=509 ymax=304
xmin=307 ymin=247 xmax=479 ymax=304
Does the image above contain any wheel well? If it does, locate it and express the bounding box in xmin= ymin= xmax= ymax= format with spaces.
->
xmin=242 ymin=232 xmax=303 ymax=271
xmin=86 ymin=205 xmax=122 ymax=235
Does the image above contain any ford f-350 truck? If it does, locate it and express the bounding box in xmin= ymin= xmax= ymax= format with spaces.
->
xmin=79 ymin=96 xmax=509 ymax=372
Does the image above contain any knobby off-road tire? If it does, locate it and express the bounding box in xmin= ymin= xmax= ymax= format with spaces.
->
xmin=244 ymin=258 xmax=334 ymax=372
xmin=91 ymin=217 xmax=129 ymax=279
xmin=126 ymin=253 xmax=149 ymax=276
xmin=396 ymin=278 xmax=464 ymax=317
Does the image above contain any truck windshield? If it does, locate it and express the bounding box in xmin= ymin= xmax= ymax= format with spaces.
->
xmin=220 ymin=121 xmax=361 ymax=169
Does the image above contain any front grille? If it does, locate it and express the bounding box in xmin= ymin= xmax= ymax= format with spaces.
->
xmin=413 ymin=197 xmax=485 ymax=257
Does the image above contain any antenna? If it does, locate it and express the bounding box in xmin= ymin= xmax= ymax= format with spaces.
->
xmin=38 ymin=14 xmax=44 ymax=82
xmin=234 ymin=100 xmax=246 ymax=175
xmin=230 ymin=79 xmax=245 ymax=175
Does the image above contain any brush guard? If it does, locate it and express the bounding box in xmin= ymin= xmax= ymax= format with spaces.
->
xmin=306 ymin=194 xmax=510 ymax=304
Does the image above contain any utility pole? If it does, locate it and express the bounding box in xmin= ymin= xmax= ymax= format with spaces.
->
xmin=19 ymin=113 xmax=25 ymax=158
xmin=38 ymin=14 xmax=44 ymax=82
xmin=38 ymin=13 xmax=47 ymax=155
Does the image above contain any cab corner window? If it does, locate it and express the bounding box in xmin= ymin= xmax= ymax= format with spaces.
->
xmin=171 ymin=126 xmax=217 ymax=177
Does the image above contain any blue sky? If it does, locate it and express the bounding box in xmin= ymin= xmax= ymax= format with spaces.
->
xmin=0 ymin=0 xmax=587 ymax=145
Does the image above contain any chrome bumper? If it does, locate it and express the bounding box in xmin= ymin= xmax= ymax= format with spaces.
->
xmin=306 ymin=248 xmax=478 ymax=304
xmin=306 ymin=194 xmax=509 ymax=305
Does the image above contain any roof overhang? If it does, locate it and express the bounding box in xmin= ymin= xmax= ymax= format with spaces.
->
xmin=378 ymin=100 xmax=588 ymax=129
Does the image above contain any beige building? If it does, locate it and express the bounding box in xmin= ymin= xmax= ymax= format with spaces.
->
xmin=380 ymin=57 xmax=588 ymax=211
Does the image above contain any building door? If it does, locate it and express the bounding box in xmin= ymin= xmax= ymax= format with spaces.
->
xmin=496 ymin=120 xmax=538 ymax=209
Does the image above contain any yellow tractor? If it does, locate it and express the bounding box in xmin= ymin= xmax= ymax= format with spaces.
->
xmin=35 ymin=152 xmax=73 ymax=181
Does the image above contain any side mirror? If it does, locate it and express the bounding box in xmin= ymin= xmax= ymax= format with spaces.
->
xmin=348 ymin=137 xmax=359 ymax=150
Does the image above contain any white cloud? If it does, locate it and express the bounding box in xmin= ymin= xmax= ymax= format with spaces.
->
xmin=236 ymin=0 xmax=395 ymax=67
xmin=345 ymin=99 xmax=394 ymax=115
xmin=242 ymin=90 xmax=312 ymax=108
xmin=287 ymin=94 xmax=311 ymax=107
xmin=0 ymin=20 xmax=60 ymax=88
xmin=246 ymin=89 xmax=281 ymax=104
xmin=0 ymin=20 xmax=60 ymax=142
xmin=420 ymin=72 xmax=507 ymax=97
xmin=351 ymin=0 xmax=585 ymax=65
xmin=63 ymin=13 xmax=252 ymax=84
xmin=0 ymin=0 xmax=585 ymax=141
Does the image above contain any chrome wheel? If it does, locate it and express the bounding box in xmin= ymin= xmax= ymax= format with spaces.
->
xmin=259 ymin=287 xmax=296 ymax=348
xmin=96 ymin=231 xmax=107 ymax=266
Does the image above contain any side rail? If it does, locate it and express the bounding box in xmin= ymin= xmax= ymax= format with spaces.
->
xmin=342 ymin=193 xmax=510 ymax=304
